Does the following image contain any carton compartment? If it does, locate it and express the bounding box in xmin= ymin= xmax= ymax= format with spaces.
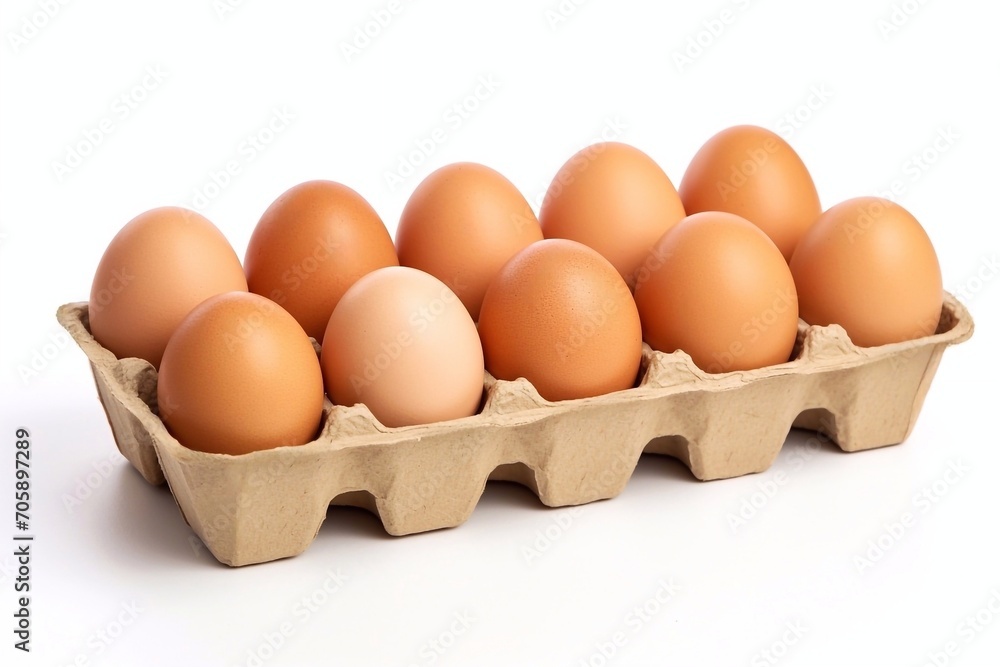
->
xmin=57 ymin=294 xmax=973 ymax=566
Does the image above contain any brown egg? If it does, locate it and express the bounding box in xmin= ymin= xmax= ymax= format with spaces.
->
xmin=396 ymin=162 xmax=543 ymax=320
xmin=790 ymin=197 xmax=943 ymax=347
xmin=679 ymin=125 xmax=821 ymax=261
xmin=89 ymin=206 xmax=248 ymax=368
xmin=157 ymin=292 xmax=324 ymax=455
xmin=244 ymin=180 xmax=399 ymax=340
xmin=539 ymin=142 xmax=686 ymax=289
xmin=478 ymin=239 xmax=642 ymax=401
xmin=633 ymin=212 xmax=799 ymax=373
xmin=321 ymin=267 xmax=484 ymax=428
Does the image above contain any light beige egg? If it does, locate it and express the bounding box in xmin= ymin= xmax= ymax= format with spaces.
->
xmin=321 ymin=267 xmax=484 ymax=427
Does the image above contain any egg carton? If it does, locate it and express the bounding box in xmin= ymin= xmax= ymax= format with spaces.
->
xmin=57 ymin=294 xmax=973 ymax=567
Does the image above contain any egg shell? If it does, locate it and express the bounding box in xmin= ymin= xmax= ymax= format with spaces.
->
xmin=539 ymin=142 xmax=686 ymax=289
xmin=679 ymin=125 xmax=821 ymax=261
xmin=321 ymin=266 xmax=485 ymax=428
xmin=634 ymin=211 xmax=800 ymax=373
xmin=396 ymin=162 xmax=543 ymax=320
xmin=478 ymin=238 xmax=643 ymax=401
xmin=245 ymin=180 xmax=398 ymax=340
xmin=157 ymin=291 xmax=325 ymax=455
xmin=88 ymin=206 xmax=248 ymax=368
xmin=790 ymin=196 xmax=943 ymax=347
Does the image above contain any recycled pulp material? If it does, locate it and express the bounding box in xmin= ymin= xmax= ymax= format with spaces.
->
xmin=57 ymin=294 xmax=973 ymax=567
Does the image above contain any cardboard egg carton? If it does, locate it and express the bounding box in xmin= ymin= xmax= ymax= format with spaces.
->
xmin=57 ymin=294 xmax=973 ymax=567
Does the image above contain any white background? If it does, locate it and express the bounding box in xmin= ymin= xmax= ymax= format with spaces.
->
xmin=1 ymin=0 xmax=999 ymax=665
